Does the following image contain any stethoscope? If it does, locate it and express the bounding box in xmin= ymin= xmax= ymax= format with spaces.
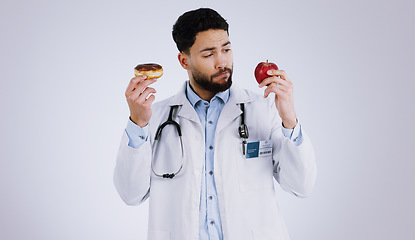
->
xmin=151 ymin=103 xmax=248 ymax=179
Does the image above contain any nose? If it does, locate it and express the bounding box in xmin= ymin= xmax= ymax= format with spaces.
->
xmin=215 ymin=53 xmax=227 ymax=69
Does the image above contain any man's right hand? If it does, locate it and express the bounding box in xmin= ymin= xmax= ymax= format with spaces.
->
xmin=125 ymin=75 xmax=157 ymax=127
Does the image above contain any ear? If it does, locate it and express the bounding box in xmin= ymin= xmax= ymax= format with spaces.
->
xmin=178 ymin=52 xmax=190 ymax=70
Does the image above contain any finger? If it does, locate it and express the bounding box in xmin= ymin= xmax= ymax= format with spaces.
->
xmin=264 ymin=80 xmax=292 ymax=96
xmin=136 ymin=87 xmax=157 ymax=103
xmin=126 ymin=75 xmax=147 ymax=96
xmin=264 ymin=83 xmax=283 ymax=98
xmin=259 ymin=76 xmax=286 ymax=88
xmin=266 ymin=69 xmax=291 ymax=82
xmin=136 ymin=78 xmax=158 ymax=93
xmin=143 ymin=94 xmax=156 ymax=107
xmin=130 ymin=80 xmax=155 ymax=101
xmin=128 ymin=78 xmax=158 ymax=100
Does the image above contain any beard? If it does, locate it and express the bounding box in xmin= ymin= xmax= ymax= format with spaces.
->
xmin=191 ymin=66 xmax=233 ymax=94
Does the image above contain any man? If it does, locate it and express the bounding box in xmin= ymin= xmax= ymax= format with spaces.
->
xmin=114 ymin=8 xmax=316 ymax=240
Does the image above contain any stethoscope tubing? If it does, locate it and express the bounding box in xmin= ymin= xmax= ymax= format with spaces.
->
xmin=151 ymin=105 xmax=184 ymax=179
xmin=151 ymin=134 xmax=184 ymax=179
xmin=151 ymin=103 xmax=248 ymax=179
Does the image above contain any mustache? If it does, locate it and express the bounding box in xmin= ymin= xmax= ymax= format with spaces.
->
xmin=212 ymin=68 xmax=232 ymax=78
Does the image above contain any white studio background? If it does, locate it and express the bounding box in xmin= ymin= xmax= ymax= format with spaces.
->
xmin=1 ymin=0 xmax=414 ymax=239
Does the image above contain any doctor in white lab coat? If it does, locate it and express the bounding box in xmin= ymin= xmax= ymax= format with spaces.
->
xmin=114 ymin=8 xmax=316 ymax=240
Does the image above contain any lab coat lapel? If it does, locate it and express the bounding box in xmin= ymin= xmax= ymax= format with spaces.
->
xmin=168 ymin=82 xmax=200 ymax=124
xmin=167 ymin=83 xmax=253 ymax=133
xmin=216 ymin=86 xmax=252 ymax=135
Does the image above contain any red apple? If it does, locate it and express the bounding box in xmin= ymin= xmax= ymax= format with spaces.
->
xmin=254 ymin=60 xmax=279 ymax=84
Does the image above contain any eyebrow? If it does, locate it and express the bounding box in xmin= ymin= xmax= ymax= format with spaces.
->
xmin=199 ymin=41 xmax=231 ymax=53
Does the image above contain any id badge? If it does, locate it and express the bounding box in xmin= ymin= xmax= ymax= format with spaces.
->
xmin=245 ymin=140 xmax=273 ymax=159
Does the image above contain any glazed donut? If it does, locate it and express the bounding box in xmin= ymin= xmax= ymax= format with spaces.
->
xmin=134 ymin=63 xmax=163 ymax=79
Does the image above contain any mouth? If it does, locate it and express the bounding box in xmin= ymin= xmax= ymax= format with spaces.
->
xmin=213 ymin=70 xmax=231 ymax=80
xmin=216 ymin=72 xmax=229 ymax=78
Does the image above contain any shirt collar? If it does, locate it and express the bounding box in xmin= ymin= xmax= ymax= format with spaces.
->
xmin=185 ymin=81 xmax=230 ymax=107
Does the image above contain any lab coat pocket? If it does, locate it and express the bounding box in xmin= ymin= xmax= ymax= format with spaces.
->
xmin=148 ymin=230 xmax=170 ymax=240
xmin=236 ymin=144 xmax=274 ymax=192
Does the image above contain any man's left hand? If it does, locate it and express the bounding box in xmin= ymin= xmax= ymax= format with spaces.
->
xmin=259 ymin=69 xmax=297 ymax=129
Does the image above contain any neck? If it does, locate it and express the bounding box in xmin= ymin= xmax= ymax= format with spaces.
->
xmin=189 ymin=79 xmax=216 ymax=101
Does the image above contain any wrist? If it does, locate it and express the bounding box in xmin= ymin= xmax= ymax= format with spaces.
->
xmin=282 ymin=118 xmax=297 ymax=129
xmin=129 ymin=116 xmax=148 ymax=128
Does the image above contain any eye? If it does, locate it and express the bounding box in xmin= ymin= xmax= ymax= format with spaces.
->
xmin=224 ymin=48 xmax=231 ymax=53
xmin=203 ymin=53 xmax=213 ymax=58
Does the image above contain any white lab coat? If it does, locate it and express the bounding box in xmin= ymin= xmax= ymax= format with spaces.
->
xmin=114 ymin=83 xmax=317 ymax=240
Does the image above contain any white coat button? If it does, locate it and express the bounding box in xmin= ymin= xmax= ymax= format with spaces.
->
xmin=194 ymin=170 xmax=200 ymax=175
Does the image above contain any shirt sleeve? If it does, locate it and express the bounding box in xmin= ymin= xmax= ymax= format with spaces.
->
xmin=281 ymin=120 xmax=303 ymax=146
xmin=125 ymin=118 xmax=149 ymax=149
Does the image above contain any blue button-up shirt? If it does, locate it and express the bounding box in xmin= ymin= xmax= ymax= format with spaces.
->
xmin=124 ymin=81 xmax=303 ymax=239
xmin=185 ymin=82 xmax=229 ymax=240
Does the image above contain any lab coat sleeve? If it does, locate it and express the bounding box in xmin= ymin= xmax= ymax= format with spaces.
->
xmin=270 ymin=101 xmax=317 ymax=198
xmin=113 ymin=130 xmax=152 ymax=205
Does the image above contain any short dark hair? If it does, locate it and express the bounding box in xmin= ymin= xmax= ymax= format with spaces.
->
xmin=172 ymin=8 xmax=229 ymax=54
